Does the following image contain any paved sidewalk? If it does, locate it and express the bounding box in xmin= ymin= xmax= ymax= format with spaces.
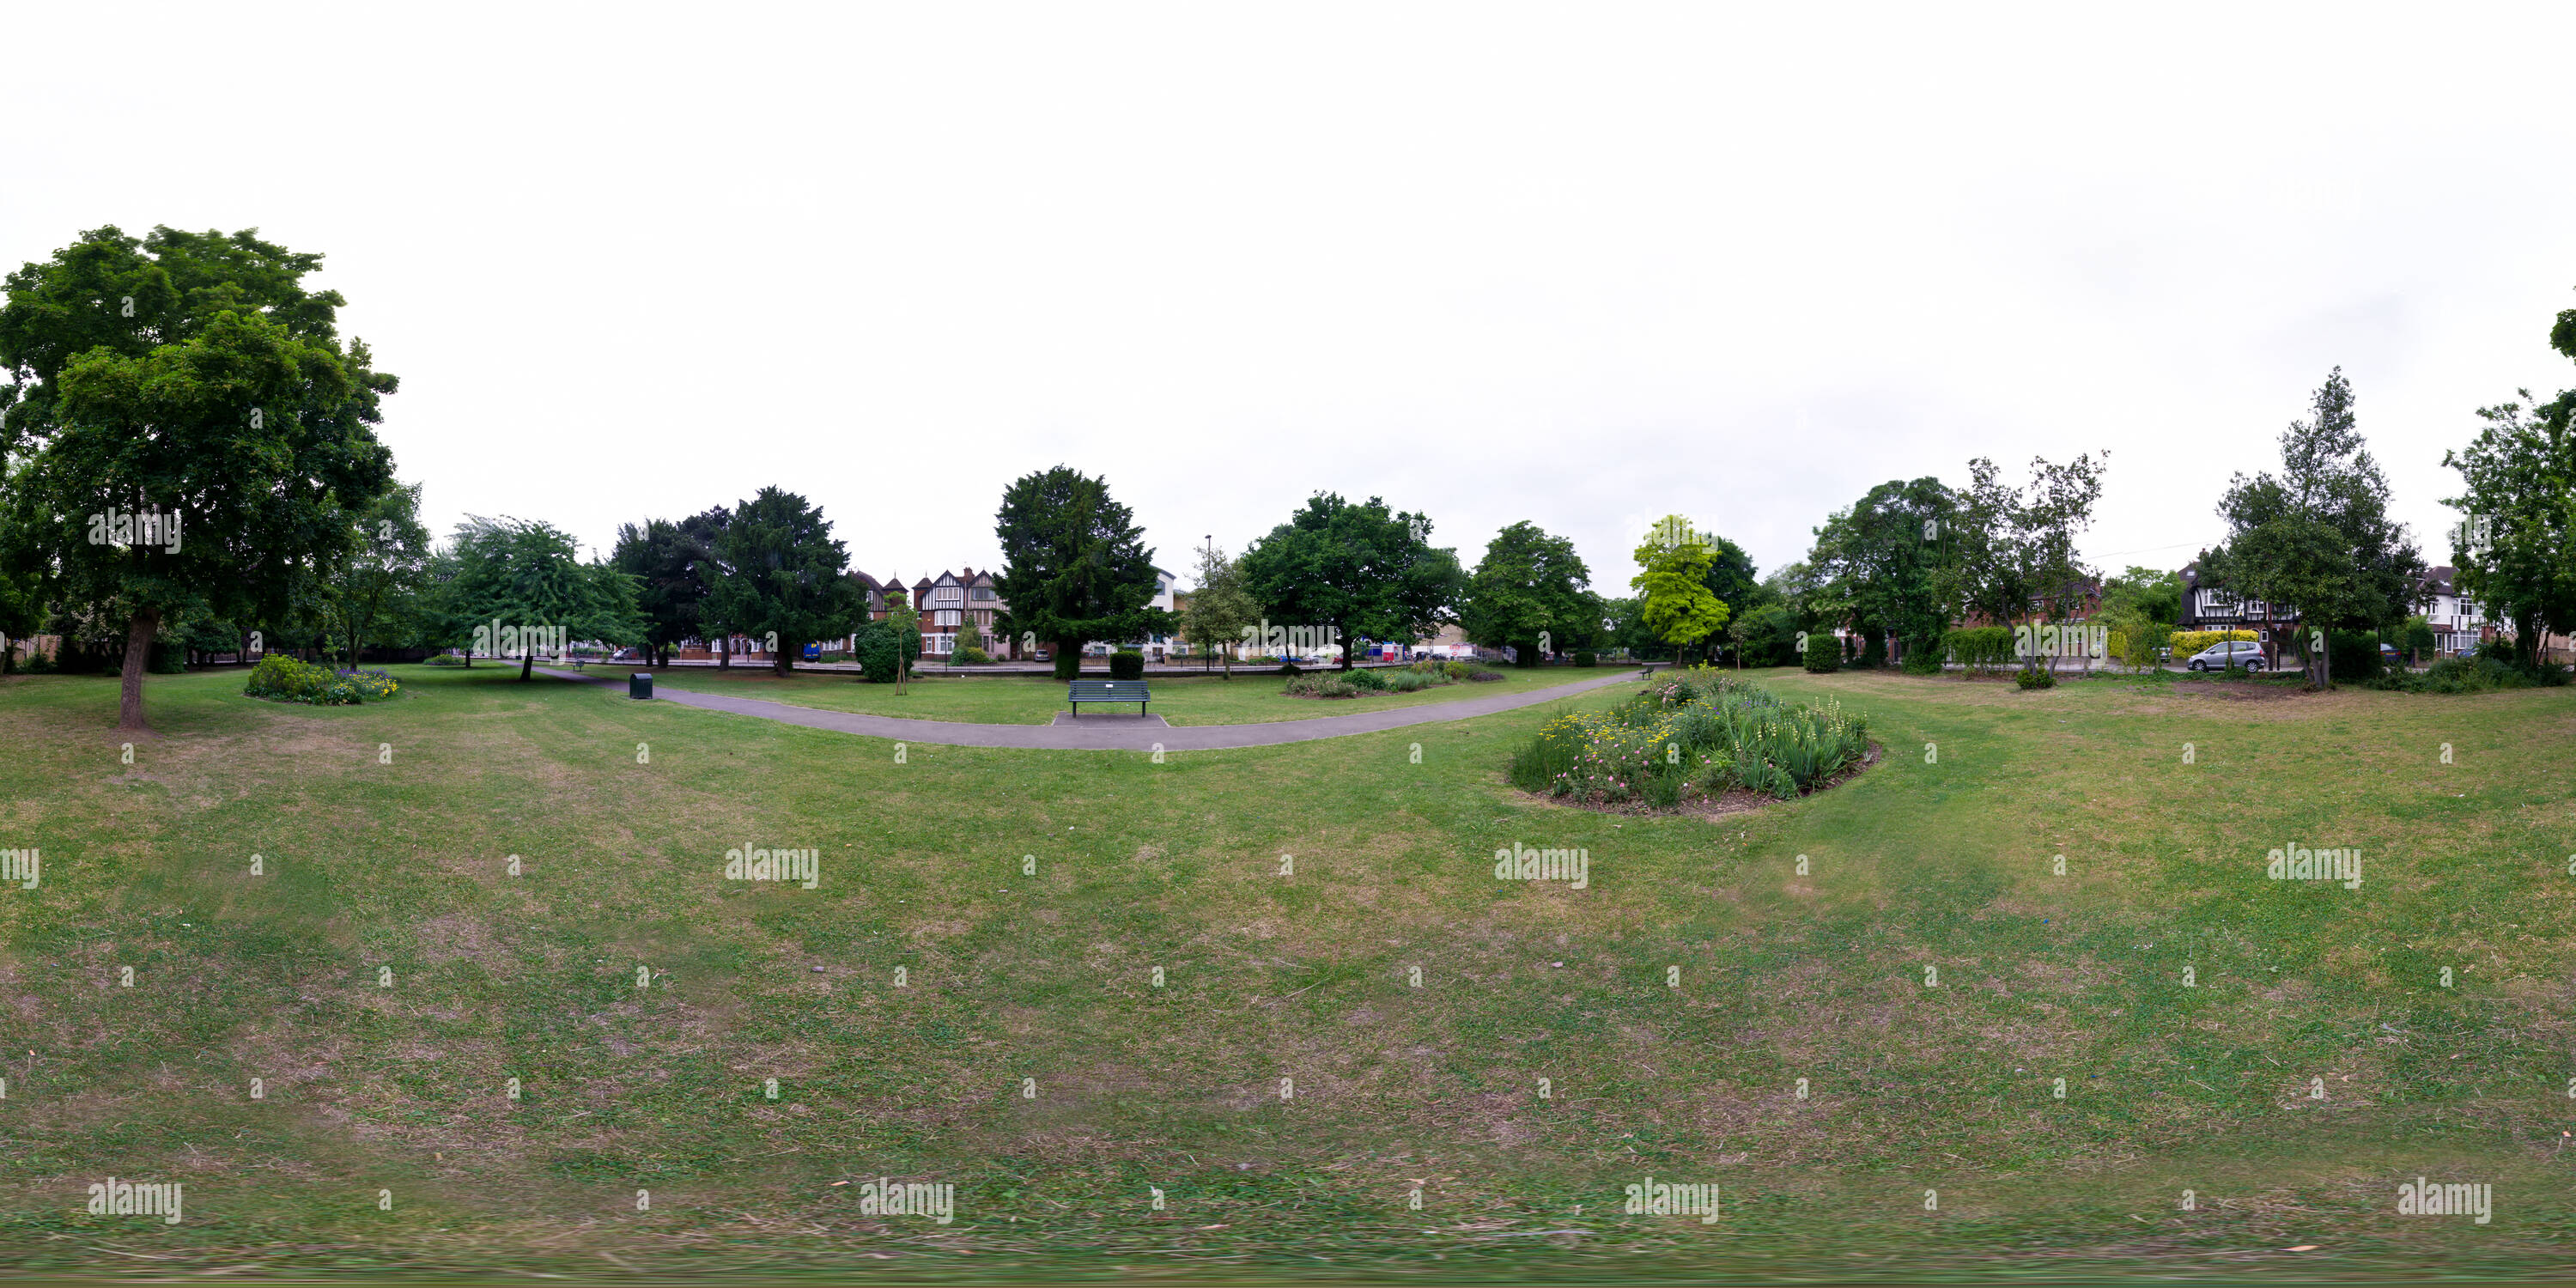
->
xmin=535 ymin=666 xmax=1653 ymax=750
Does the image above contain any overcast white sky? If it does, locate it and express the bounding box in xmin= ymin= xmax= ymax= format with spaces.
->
xmin=7 ymin=4 xmax=2573 ymax=592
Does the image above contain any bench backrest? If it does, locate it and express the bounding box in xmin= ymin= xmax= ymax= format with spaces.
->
xmin=1067 ymin=680 xmax=1151 ymax=700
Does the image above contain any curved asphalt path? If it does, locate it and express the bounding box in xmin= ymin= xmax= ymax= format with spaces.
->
xmin=536 ymin=665 xmax=1656 ymax=750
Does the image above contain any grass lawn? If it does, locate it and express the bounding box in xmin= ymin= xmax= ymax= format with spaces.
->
xmin=613 ymin=659 xmax=1615 ymax=726
xmin=0 ymin=661 xmax=2570 ymax=1279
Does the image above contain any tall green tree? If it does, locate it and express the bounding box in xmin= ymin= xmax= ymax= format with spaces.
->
xmin=1238 ymin=493 xmax=1462 ymax=671
xmin=325 ymin=480 xmax=433 ymax=664
xmin=440 ymin=516 xmax=642 ymax=680
xmin=611 ymin=516 xmax=718 ymax=667
xmin=0 ymin=226 xmax=399 ymax=727
xmin=1630 ymin=518 xmax=1729 ymax=661
xmin=677 ymin=507 xmax=733 ymax=667
xmin=702 ymin=487 xmax=863 ymax=677
xmin=992 ymin=467 xmax=1171 ymax=679
xmin=1459 ymin=521 xmax=1593 ymax=667
xmin=1805 ymin=478 xmax=1957 ymax=665
xmin=1181 ymin=538 xmax=1259 ymax=679
xmin=15 ymin=313 xmax=393 ymax=725
xmin=1951 ymin=453 xmax=2107 ymax=671
xmin=2204 ymin=370 xmax=2420 ymax=685
xmin=2443 ymin=301 xmax=2576 ymax=666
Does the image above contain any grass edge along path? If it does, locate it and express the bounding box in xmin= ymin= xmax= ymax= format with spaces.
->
xmin=534 ymin=665 xmax=1659 ymax=750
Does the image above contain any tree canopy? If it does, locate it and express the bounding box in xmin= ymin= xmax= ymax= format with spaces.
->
xmin=702 ymin=487 xmax=860 ymax=676
xmin=0 ymin=225 xmax=401 ymax=726
xmin=2203 ymin=370 xmax=2419 ymax=684
xmin=1238 ymin=493 xmax=1462 ymax=671
xmin=992 ymin=467 xmax=1169 ymax=674
xmin=1631 ymin=518 xmax=1729 ymax=660
xmin=1806 ymin=477 xmax=1957 ymax=660
xmin=1459 ymin=520 xmax=1594 ymax=665
xmin=440 ymin=516 xmax=642 ymax=680
xmin=1181 ymin=538 xmax=1259 ymax=678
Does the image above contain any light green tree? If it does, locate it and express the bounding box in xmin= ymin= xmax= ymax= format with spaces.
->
xmin=1631 ymin=516 xmax=1729 ymax=662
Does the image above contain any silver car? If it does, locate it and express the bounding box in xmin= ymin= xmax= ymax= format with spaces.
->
xmin=2185 ymin=641 xmax=2268 ymax=671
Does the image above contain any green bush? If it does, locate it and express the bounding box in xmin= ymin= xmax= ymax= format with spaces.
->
xmin=1574 ymin=650 xmax=1597 ymax=668
xmin=1282 ymin=671 xmax=1358 ymax=698
xmin=1377 ymin=668 xmax=1435 ymax=692
xmin=1443 ymin=660 xmax=1471 ymax=680
xmin=148 ymin=642 xmax=186 ymax=674
xmin=23 ymin=650 xmax=58 ymax=674
xmin=2327 ymin=629 xmax=2382 ymax=683
xmin=1900 ymin=648 xmax=1943 ymax=676
xmin=1465 ymin=667 xmax=1504 ymax=682
xmin=953 ymin=645 xmax=990 ymax=665
xmin=1802 ymin=632 xmax=1840 ymax=673
xmin=2015 ymin=665 xmax=2057 ymax=690
xmin=1508 ymin=665 xmax=1868 ymax=805
xmin=854 ymin=625 xmax=908 ymax=683
xmin=1109 ymin=650 xmax=1145 ymax=680
xmin=1051 ymin=649 xmax=1081 ymax=681
xmin=423 ymin=653 xmax=465 ymax=666
xmin=1343 ymin=667 xmax=1388 ymax=691
xmin=2372 ymin=654 xmax=2570 ymax=694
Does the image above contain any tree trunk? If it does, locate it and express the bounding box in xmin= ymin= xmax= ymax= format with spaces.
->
xmin=719 ymin=633 xmax=730 ymax=670
xmin=1337 ymin=623 xmax=1352 ymax=671
xmin=118 ymin=607 xmax=161 ymax=731
xmin=519 ymin=647 xmax=535 ymax=681
xmin=775 ymin=645 xmax=793 ymax=677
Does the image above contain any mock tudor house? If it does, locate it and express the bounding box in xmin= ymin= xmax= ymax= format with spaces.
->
xmin=894 ymin=568 xmax=1017 ymax=659
xmin=2177 ymin=562 xmax=2300 ymax=655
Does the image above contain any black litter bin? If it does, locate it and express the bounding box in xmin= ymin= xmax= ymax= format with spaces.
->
xmin=629 ymin=672 xmax=653 ymax=700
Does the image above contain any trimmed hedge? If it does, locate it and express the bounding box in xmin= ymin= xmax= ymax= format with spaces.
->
xmin=2166 ymin=629 xmax=2257 ymax=660
xmin=1574 ymin=651 xmax=1597 ymax=668
xmin=1801 ymin=632 xmax=1840 ymax=673
xmin=1941 ymin=626 xmax=2013 ymax=672
xmin=1109 ymin=650 xmax=1145 ymax=680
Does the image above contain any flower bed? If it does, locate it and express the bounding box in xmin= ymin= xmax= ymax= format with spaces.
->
xmin=244 ymin=656 xmax=400 ymax=705
xmin=1507 ymin=666 xmax=1868 ymax=809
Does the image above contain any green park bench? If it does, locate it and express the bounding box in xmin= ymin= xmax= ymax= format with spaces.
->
xmin=1067 ymin=678 xmax=1152 ymax=717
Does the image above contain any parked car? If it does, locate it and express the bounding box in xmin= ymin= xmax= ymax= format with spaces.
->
xmin=2185 ymin=641 xmax=2268 ymax=671
xmin=2379 ymin=642 xmax=2402 ymax=665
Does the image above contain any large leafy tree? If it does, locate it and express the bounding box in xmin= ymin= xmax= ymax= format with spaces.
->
xmin=1950 ymin=453 xmax=2107 ymax=669
xmin=1238 ymin=493 xmax=1462 ymax=671
xmin=1806 ymin=477 xmax=1958 ymax=665
xmin=0 ymin=226 xmax=399 ymax=728
xmin=1459 ymin=521 xmax=1593 ymax=666
xmin=2203 ymin=370 xmax=2420 ymax=685
xmin=1631 ymin=518 xmax=1730 ymax=661
xmin=677 ymin=506 xmax=734 ymax=666
xmin=992 ymin=467 xmax=1171 ymax=677
xmin=702 ymin=487 xmax=863 ymax=677
xmin=325 ymin=480 xmax=433 ymax=664
xmin=440 ymin=516 xmax=642 ymax=680
xmin=613 ymin=513 xmax=725 ymax=667
xmin=1181 ymin=538 xmax=1259 ymax=679
xmin=16 ymin=315 xmax=393 ymax=726
xmin=2444 ymin=390 xmax=2576 ymax=665
xmin=2441 ymin=301 xmax=2576 ymax=665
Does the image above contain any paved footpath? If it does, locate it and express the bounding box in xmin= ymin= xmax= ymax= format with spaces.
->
xmin=536 ymin=666 xmax=1656 ymax=751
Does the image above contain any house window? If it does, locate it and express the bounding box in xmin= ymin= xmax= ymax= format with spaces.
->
xmin=936 ymin=610 xmax=960 ymax=626
xmin=971 ymin=587 xmax=996 ymax=601
xmin=933 ymin=587 xmax=963 ymax=605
